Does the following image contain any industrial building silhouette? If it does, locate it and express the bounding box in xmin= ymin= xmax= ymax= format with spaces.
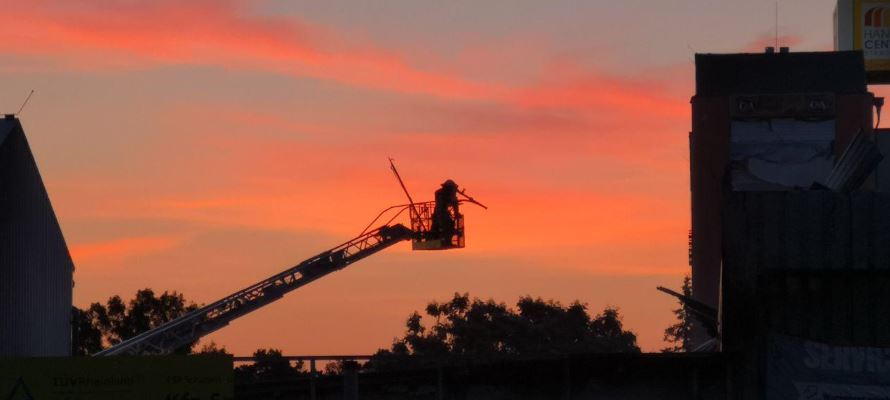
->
xmin=0 ymin=115 xmax=73 ymax=357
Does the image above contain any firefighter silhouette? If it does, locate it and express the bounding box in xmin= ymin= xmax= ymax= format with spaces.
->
xmin=431 ymin=180 xmax=459 ymax=242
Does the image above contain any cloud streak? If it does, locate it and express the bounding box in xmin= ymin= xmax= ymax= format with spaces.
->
xmin=0 ymin=1 xmax=689 ymax=118
xmin=70 ymin=235 xmax=184 ymax=264
xmin=1 ymin=1 xmax=500 ymax=100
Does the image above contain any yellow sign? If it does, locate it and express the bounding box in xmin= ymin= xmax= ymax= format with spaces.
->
xmin=853 ymin=0 xmax=890 ymax=72
xmin=837 ymin=0 xmax=890 ymax=81
xmin=0 ymin=355 xmax=233 ymax=400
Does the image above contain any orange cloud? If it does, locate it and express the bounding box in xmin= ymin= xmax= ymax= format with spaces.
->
xmin=0 ymin=1 xmax=501 ymax=101
xmin=510 ymin=61 xmax=688 ymax=118
xmin=0 ymin=1 xmax=692 ymax=120
xmin=69 ymin=235 xmax=184 ymax=264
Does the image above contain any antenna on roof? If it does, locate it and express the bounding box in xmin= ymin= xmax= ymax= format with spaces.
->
xmin=15 ymin=90 xmax=34 ymax=116
xmin=775 ymin=1 xmax=779 ymax=49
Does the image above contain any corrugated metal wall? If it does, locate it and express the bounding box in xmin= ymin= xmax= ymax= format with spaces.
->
xmin=760 ymin=271 xmax=890 ymax=346
xmin=724 ymin=191 xmax=890 ymax=275
xmin=723 ymin=191 xmax=890 ymax=345
xmin=0 ymin=117 xmax=73 ymax=356
xmin=722 ymin=191 xmax=890 ymax=399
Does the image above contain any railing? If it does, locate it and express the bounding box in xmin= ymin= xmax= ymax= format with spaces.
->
xmin=409 ymin=201 xmax=464 ymax=250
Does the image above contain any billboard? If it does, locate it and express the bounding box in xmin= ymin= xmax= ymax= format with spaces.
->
xmin=836 ymin=0 xmax=890 ymax=82
xmin=766 ymin=335 xmax=890 ymax=399
xmin=834 ymin=0 xmax=890 ymax=83
xmin=0 ymin=355 xmax=233 ymax=400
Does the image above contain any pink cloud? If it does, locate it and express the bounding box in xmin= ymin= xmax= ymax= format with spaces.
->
xmin=1 ymin=1 xmax=691 ymax=119
xmin=70 ymin=235 xmax=184 ymax=264
xmin=1 ymin=1 xmax=501 ymax=100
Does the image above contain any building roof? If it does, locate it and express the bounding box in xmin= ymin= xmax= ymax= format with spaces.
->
xmin=695 ymin=51 xmax=867 ymax=96
xmin=0 ymin=116 xmax=19 ymax=147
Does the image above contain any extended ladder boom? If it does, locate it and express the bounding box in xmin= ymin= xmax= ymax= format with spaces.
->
xmin=96 ymin=224 xmax=414 ymax=356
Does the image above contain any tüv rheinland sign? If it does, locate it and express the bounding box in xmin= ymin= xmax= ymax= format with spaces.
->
xmin=0 ymin=355 xmax=233 ymax=400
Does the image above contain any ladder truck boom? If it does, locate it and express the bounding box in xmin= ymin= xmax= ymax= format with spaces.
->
xmin=95 ymin=161 xmax=484 ymax=357
xmin=95 ymin=224 xmax=414 ymax=356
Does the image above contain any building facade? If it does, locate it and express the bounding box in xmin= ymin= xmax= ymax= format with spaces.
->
xmin=0 ymin=116 xmax=73 ymax=356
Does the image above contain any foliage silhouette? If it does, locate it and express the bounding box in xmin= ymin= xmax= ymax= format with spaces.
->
xmin=234 ymin=348 xmax=306 ymax=383
xmin=71 ymin=288 xmax=199 ymax=355
xmin=662 ymin=275 xmax=694 ymax=352
xmin=73 ymin=288 xmax=644 ymax=378
xmin=71 ymin=306 xmax=103 ymax=356
xmin=197 ymin=341 xmax=232 ymax=356
xmin=367 ymin=293 xmax=639 ymax=371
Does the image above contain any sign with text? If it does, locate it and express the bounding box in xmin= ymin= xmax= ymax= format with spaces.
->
xmin=766 ymin=335 xmax=890 ymax=399
xmin=0 ymin=355 xmax=233 ymax=400
xmin=836 ymin=0 xmax=890 ymax=82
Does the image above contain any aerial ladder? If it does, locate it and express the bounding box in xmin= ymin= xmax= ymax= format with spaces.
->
xmin=95 ymin=163 xmax=486 ymax=356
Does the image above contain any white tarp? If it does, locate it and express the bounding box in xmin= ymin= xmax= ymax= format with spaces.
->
xmin=730 ymin=119 xmax=835 ymax=190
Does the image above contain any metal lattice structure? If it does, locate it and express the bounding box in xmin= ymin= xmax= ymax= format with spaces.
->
xmin=95 ymin=224 xmax=414 ymax=356
xmin=409 ymin=201 xmax=464 ymax=250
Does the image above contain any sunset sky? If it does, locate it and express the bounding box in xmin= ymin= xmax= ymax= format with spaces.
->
xmin=0 ymin=1 xmax=853 ymax=353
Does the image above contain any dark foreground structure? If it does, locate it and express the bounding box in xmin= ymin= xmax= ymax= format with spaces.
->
xmin=693 ymin=49 xmax=890 ymax=399
xmin=0 ymin=115 xmax=73 ymax=356
xmin=235 ymin=353 xmax=729 ymax=400
xmin=690 ymin=50 xmax=873 ymax=321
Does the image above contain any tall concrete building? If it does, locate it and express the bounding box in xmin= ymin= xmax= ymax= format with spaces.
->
xmin=0 ymin=115 xmax=73 ymax=356
xmin=690 ymin=50 xmax=890 ymax=397
xmin=689 ymin=50 xmax=872 ymax=313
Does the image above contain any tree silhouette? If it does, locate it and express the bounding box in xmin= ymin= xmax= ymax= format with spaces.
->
xmin=323 ymin=360 xmax=361 ymax=376
xmin=662 ymin=275 xmax=694 ymax=352
xmin=367 ymin=293 xmax=639 ymax=370
xmin=197 ymin=341 xmax=232 ymax=356
xmin=71 ymin=288 xmax=199 ymax=355
xmin=234 ymin=348 xmax=306 ymax=383
xmin=71 ymin=306 xmax=103 ymax=355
